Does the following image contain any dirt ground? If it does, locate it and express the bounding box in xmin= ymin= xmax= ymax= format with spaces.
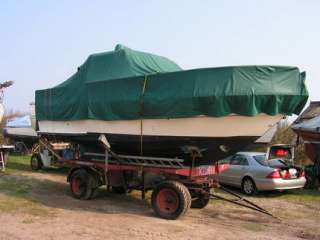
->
xmin=0 ymin=157 xmax=320 ymax=240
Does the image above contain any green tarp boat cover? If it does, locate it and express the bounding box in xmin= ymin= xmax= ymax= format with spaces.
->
xmin=36 ymin=44 xmax=308 ymax=121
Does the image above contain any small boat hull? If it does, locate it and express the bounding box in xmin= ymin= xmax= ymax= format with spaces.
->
xmin=38 ymin=114 xmax=282 ymax=166
xmin=46 ymin=133 xmax=257 ymax=166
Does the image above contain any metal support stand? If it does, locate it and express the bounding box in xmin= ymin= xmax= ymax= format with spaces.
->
xmin=38 ymin=138 xmax=63 ymax=161
xmin=141 ymin=170 xmax=145 ymax=200
xmin=210 ymin=186 xmax=279 ymax=220
xmin=104 ymin=149 xmax=109 ymax=189
xmin=0 ymin=151 xmax=5 ymax=171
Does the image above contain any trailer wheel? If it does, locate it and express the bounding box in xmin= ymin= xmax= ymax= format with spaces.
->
xmin=70 ymin=169 xmax=95 ymax=200
xmin=30 ymin=154 xmax=43 ymax=170
xmin=191 ymin=196 xmax=210 ymax=209
xmin=111 ymin=186 xmax=127 ymax=194
xmin=151 ymin=181 xmax=191 ymax=220
xmin=15 ymin=142 xmax=26 ymax=155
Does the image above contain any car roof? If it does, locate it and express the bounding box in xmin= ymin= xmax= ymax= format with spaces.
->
xmin=236 ymin=152 xmax=265 ymax=156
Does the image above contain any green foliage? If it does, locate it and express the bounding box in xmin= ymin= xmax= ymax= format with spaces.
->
xmin=5 ymin=154 xmax=32 ymax=173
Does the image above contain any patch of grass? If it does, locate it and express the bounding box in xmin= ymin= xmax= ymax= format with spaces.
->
xmin=297 ymin=227 xmax=320 ymax=240
xmin=0 ymin=174 xmax=55 ymax=217
xmin=27 ymin=206 xmax=53 ymax=217
xmin=276 ymin=207 xmax=320 ymax=221
xmin=4 ymin=154 xmax=69 ymax=175
xmin=276 ymin=189 xmax=320 ymax=202
xmin=0 ymin=195 xmax=53 ymax=217
xmin=0 ymin=177 xmax=32 ymax=196
xmin=22 ymin=218 xmax=34 ymax=224
xmin=5 ymin=154 xmax=32 ymax=173
xmin=0 ymin=195 xmax=28 ymax=212
xmin=242 ymin=222 xmax=265 ymax=232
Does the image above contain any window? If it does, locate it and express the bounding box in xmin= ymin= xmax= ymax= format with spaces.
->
xmin=253 ymin=154 xmax=268 ymax=166
xmin=219 ymin=155 xmax=233 ymax=164
xmin=230 ymin=155 xmax=248 ymax=166
xmin=254 ymin=154 xmax=286 ymax=168
xmin=268 ymin=146 xmax=293 ymax=160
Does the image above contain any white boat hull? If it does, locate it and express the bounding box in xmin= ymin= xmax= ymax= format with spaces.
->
xmin=38 ymin=114 xmax=283 ymax=165
xmin=38 ymin=114 xmax=283 ymax=138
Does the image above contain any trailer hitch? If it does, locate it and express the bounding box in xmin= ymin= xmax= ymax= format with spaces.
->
xmin=210 ymin=186 xmax=279 ymax=220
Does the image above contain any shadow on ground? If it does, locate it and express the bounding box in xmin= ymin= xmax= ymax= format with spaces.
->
xmin=0 ymin=171 xmax=155 ymax=218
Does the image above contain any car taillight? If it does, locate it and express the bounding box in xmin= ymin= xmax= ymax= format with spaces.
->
xmin=280 ymin=170 xmax=290 ymax=179
xmin=267 ymin=170 xmax=281 ymax=179
xmin=300 ymin=170 xmax=305 ymax=177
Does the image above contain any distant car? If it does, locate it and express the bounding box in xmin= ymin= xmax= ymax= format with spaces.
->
xmin=217 ymin=151 xmax=306 ymax=195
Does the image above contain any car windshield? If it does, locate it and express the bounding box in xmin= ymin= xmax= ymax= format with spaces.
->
xmin=253 ymin=154 xmax=286 ymax=167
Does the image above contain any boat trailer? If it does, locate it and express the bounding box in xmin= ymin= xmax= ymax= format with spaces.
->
xmin=31 ymin=135 xmax=277 ymax=220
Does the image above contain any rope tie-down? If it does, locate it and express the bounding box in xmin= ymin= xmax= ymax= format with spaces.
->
xmin=139 ymin=75 xmax=148 ymax=156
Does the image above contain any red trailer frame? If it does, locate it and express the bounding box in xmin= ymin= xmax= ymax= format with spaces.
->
xmin=63 ymin=154 xmax=229 ymax=219
xmin=31 ymin=136 xmax=275 ymax=220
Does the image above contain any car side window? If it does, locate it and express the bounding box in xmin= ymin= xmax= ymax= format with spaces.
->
xmin=239 ymin=156 xmax=249 ymax=166
xmin=230 ymin=155 xmax=241 ymax=165
xmin=219 ymin=155 xmax=232 ymax=164
xmin=230 ymin=155 xmax=248 ymax=166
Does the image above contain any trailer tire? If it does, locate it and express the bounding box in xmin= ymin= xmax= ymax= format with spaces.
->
xmin=15 ymin=142 xmax=27 ymax=155
xmin=30 ymin=154 xmax=43 ymax=170
xmin=90 ymin=187 xmax=99 ymax=199
xmin=111 ymin=186 xmax=127 ymax=194
xmin=70 ymin=169 xmax=95 ymax=200
xmin=191 ymin=196 xmax=210 ymax=209
xmin=151 ymin=181 xmax=191 ymax=220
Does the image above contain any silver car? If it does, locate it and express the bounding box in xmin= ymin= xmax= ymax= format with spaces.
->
xmin=218 ymin=152 xmax=306 ymax=195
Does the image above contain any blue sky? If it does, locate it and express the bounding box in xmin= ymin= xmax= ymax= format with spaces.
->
xmin=0 ymin=0 xmax=319 ymax=112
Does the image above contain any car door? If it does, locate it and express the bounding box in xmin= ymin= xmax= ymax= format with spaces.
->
xmin=222 ymin=154 xmax=249 ymax=187
xmin=218 ymin=156 xmax=233 ymax=184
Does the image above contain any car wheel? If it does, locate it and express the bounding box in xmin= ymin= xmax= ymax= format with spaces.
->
xmin=241 ymin=177 xmax=257 ymax=195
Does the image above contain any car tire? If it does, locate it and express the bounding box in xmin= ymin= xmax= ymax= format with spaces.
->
xmin=241 ymin=177 xmax=257 ymax=195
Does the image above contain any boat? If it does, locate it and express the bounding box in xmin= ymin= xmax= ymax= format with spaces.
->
xmin=292 ymin=101 xmax=320 ymax=142
xmin=292 ymin=116 xmax=320 ymax=144
xmin=3 ymin=115 xmax=38 ymax=153
xmin=35 ymin=45 xmax=308 ymax=165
